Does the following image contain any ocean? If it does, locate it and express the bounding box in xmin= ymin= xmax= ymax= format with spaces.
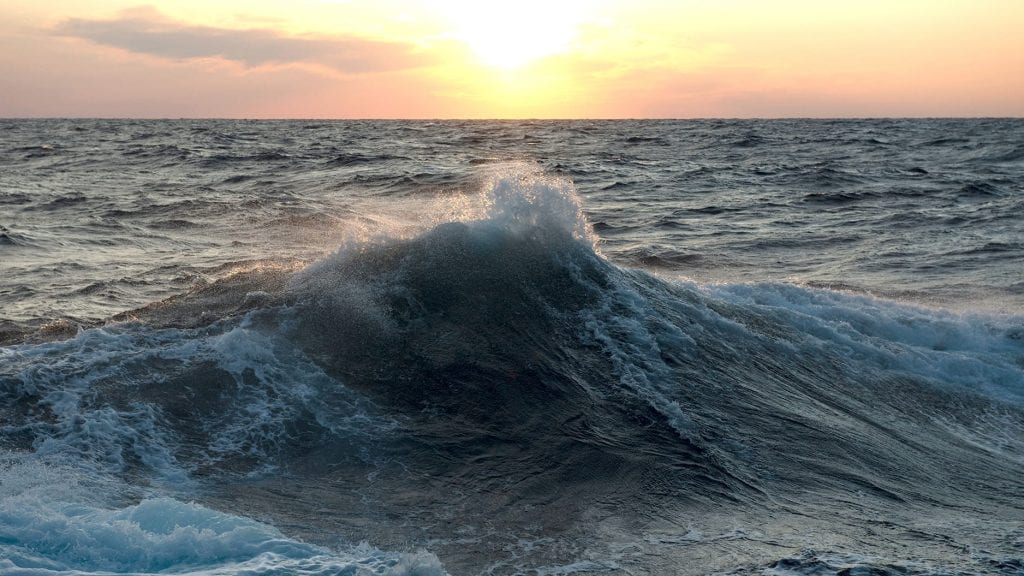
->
xmin=1 ymin=119 xmax=1022 ymax=575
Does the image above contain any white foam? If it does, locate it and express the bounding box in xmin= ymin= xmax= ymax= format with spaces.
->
xmin=203 ymin=315 xmax=393 ymax=462
xmin=0 ymin=467 xmax=446 ymax=576
xmin=1 ymin=313 xmax=390 ymax=480
xmin=579 ymin=270 xmax=701 ymax=441
xmin=2 ymin=327 xmax=191 ymax=481
xmin=709 ymin=282 xmax=1024 ymax=403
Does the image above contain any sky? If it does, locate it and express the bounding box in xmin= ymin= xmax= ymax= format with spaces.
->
xmin=1 ymin=0 xmax=1022 ymax=118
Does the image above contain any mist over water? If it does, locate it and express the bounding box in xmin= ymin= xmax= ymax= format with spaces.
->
xmin=1 ymin=119 xmax=1023 ymax=575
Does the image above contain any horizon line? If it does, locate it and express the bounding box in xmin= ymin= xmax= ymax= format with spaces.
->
xmin=2 ymin=116 xmax=1022 ymax=121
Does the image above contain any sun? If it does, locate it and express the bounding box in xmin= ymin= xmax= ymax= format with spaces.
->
xmin=435 ymin=0 xmax=589 ymax=69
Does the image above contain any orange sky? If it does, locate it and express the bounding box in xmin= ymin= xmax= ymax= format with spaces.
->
xmin=1 ymin=0 xmax=1022 ymax=118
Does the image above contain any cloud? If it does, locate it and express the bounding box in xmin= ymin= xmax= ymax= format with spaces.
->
xmin=56 ymin=6 xmax=428 ymax=74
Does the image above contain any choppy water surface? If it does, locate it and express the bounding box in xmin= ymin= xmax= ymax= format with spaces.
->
xmin=1 ymin=119 xmax=1023 ymax=575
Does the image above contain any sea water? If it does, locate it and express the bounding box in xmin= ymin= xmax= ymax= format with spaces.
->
xmin=1 ymin=119 xmax=1023 ymax=575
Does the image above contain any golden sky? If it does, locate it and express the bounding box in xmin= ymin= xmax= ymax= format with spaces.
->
xmin=2 ymin=0 xmax=1022 ymax=118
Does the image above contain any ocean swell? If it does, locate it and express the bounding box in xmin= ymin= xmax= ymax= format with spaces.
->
xmin=2 ymin=169 xmax=1023 ymax=573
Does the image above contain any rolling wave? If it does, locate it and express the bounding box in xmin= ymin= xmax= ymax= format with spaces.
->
xmin=2 ymin=169 xmax=1023 ymax=574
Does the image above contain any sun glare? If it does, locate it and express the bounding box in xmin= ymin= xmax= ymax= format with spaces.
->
xmin=435 ymin=0 xmax=588 ymax=69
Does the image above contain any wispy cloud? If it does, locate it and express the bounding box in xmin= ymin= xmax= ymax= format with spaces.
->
xmin=56 ymin=6 xmax=428 ymax=74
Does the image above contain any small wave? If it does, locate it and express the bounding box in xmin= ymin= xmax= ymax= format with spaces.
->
xmin=951 ymin=242 xmax=1022 ymax=256
xmin=922 ymin=136 xmax=971 ymax=147
xmin=468 ymin=157 xmax=505 ymax=165
xmin=122 ymin=144 xmax=193 ymax=160
xmin=801 ymin=190 xmax=880 ymax=204
xmin=678 ymin=205 xmax=741 ymax=215
xmin=752 ymin=234 xmax=864 ymax=249
xmin=809 ymin=166 xmax=868 ymax=185
xmin=267 ymin=211 xmax=342 ymax=229
xmin=74 ymin=277 xmax=154 ymax=296
xmin=324 ymin=152 xmax=407 ymax=167
xmin=32 ymin=194 xmax=89 ymax=211
xmin=761 ymin=552 xmax=952 ymax=576
xmin=624 ymin=246 xmax=707 ymax=269
xmin=0 ymin=319 xmax=34 ymax=346
xmin=957 ymin=181 xmax=1002 ymax=197
xmin=0 ymin=192 xmax=33 ymax=206
xmin=202 ymin=151 xmax=291 ymax=166
xmin=0 ymin=226 xmax=35 ymax=247
xmin=731 ymin=133 xmax=766 ymax=148
xmin=106 ymin=198 xmax=227 ymax=220
xmin=622 ymin=135 xmax=670 ymax=146
xmin=985 ymin=145 xmax=1024 ymax=163
xmin=147 ymin=218 xmax=199 ymax=230
xmin=599 ymin=180 xmax=632 ymax=191
xmin=9 ymin=144 xmax=58 ymax=158
xmin=75 ymin=281 xmax=118 ymax=295
xmin=590 ymin=221 xmax=621 ymax=233
xmin=220 ymin=174 xmax=253 ymax=184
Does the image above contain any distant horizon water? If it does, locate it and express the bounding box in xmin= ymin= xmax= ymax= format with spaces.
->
xmin=5 ymin=115 xmax=1024 ymax=120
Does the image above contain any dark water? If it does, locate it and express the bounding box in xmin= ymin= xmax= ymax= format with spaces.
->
xmin=1 ymin=119 xmax=1023 ymax=575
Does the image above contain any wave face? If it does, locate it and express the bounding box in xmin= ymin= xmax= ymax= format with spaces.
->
xmin=2 ymin=121 xmax=1024 ymax=575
